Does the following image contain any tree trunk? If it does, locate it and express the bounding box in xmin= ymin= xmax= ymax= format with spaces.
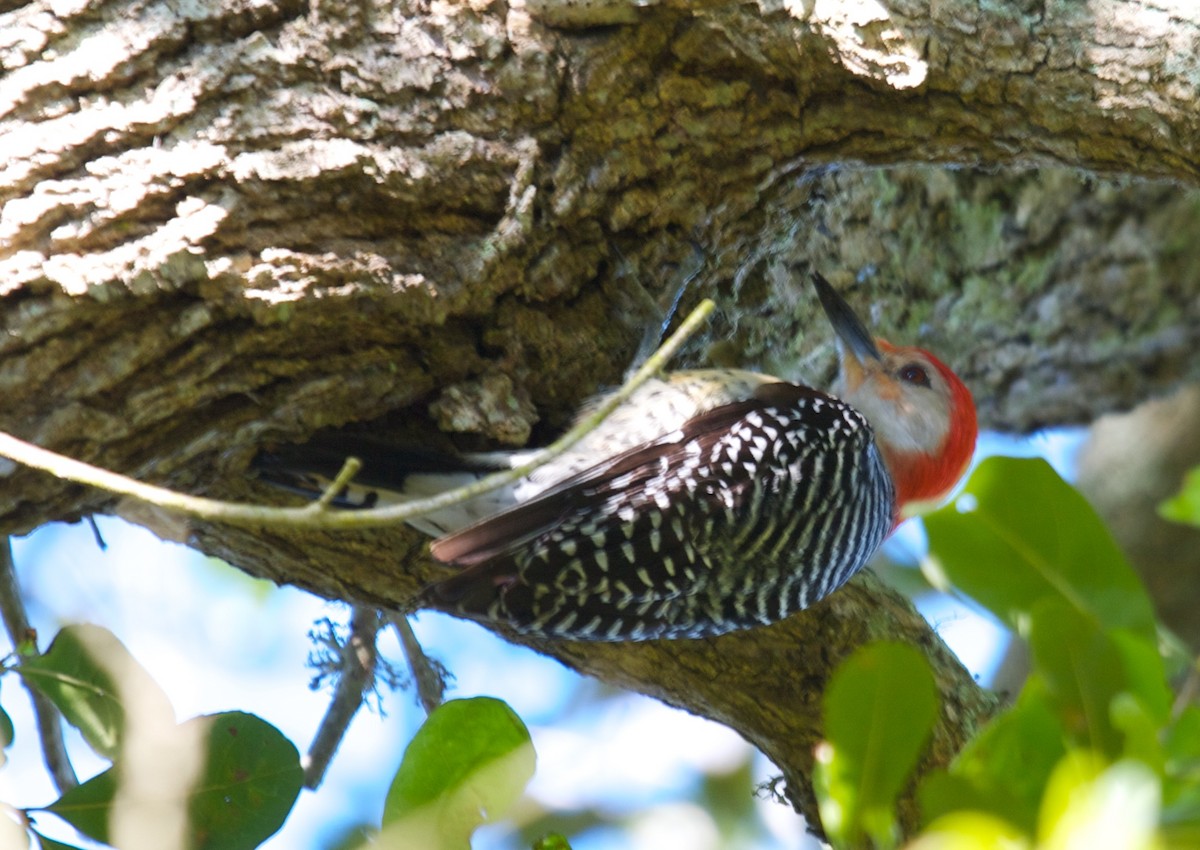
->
xmin=4 ymin=0 xmax=1200 ymax=837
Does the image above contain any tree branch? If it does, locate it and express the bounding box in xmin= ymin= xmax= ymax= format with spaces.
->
xmin=302 ymin=607 xmax=381 ymax=790
xmin=503 ymin=571 xmax=996 ymax=834
xmin=0 ymin=539 xmax=78 ymax=795
xmin=391 ymin=615 xmax=448 ymax=716
xmin=0 ymin=0 xmax=1195 ymax=841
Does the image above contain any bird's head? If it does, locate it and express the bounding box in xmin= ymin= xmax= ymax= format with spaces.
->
xmin=811 ymin=273 xmax=978 ymax=520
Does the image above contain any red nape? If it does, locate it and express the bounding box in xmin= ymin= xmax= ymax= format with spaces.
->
xmin=886 ymin=348 xmax=978 ymax=516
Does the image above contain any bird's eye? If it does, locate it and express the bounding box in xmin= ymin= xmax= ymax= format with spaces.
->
xmin=898 ymin=363 xmax=931 ymax=387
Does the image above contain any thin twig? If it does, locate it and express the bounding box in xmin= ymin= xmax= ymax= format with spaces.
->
xmin=391 ymin=614 xmax=447 ymax=715
xmin=302 ymin=606 xmax=380 ymax=790
xmin=313 ymin=457 xmax=362 ymax=510
xmin=0 ymin=299 xmax=715 ymax=531
xmin=85 ymin=515 xmax=107 ymax=551
xmin=0 ymin=538 xmax=78 ymax=794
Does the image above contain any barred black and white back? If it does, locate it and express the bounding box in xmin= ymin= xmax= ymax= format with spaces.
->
xmin=257 ymin=271 xmax=978 ymax=642
xmin=423 ymin=381 xmax=894 ymax=640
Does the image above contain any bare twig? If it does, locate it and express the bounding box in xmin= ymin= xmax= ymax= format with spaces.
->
xmin=85 ymin=515 xmax=108 ymax=551
xmin=312 ymin=457 xmax=362 ymax=510
xmin=0 ymin=538 xmax=78 ymax=794
xmin=0 ymin=299 xmax=716 ymax=531
xmin=391 ymin=615 xmax=448 ymax=715
xmin=302 ymin=606 xmax=380 ymax=790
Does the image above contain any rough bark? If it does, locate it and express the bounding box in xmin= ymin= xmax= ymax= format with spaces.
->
xmin=4 ymin=0 xmax=1200 ymax=838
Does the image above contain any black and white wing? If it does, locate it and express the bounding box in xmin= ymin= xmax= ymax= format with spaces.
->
xmin=422 ymin=382 xmax=894 ymax=640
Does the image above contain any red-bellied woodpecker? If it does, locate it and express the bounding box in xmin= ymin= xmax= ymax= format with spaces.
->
xmin=260 ymin=273 xmax=978 ymax=641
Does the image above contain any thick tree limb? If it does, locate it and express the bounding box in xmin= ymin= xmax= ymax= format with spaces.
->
xmin=2 ymin=0 xmax=1199 ymax=839
xmin=0 ymin=296 xmax=713 ymax=528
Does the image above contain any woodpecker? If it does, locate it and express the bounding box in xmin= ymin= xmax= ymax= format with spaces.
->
xmin=260 ymin=273 xmax=977 ymax=641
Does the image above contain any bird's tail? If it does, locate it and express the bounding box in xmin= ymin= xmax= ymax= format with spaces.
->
xmin=254 ymin=433 xmax=528 ymax=536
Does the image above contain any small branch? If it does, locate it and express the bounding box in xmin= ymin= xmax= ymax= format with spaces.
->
xmin=312 ymin=457 xmax=362 ymax=510
xmin=391 ymin=614 xmax=448 ymax=715
xmin=85 ymin=515 xmax=108 ymax=550
xmin=0 ymin=538 xmax=78 ymax=794
xmin=302 ymin=606 xmax=380 ymax=790
xmin=0 ymin=299 xmax=716 ymax=531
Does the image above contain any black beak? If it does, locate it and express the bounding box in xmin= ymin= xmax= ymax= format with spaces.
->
xmin=810 ymin=272 xmax=883 ymax=363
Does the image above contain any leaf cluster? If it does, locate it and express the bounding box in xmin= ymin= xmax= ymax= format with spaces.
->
xmin=812 ymin=457 xmax=1200 ymax=849
xmin=2 ymin=624 xmax=303 ymax=850
xmin=1 ymin=627 xmax=537 ymax=850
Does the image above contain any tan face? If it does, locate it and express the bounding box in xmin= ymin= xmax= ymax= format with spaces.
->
xmin=809 ymin=273 xmax=977 ymax=507
xmin=836 ymin=344 xmax=955 ymax=457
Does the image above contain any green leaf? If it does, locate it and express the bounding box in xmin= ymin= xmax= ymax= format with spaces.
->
xmin=1109 ymin=631 xmax=1173 ymax=722
xmin=1164 ymin=704 xmax=1200 ymax=776
xmin=920 ymin=682 xmax=1065 ymax=835
xmin=1037 ymin=750 xmax=1105 ymax=837
xmin=382 ymin=697 xmax=535 ymax=849
xmin=188 ymin=711 xmax=303 ymax=850
xmin=815 ymin=642 xmax=938 ymax=848
xmin=1027 ymin=602 xmax=1125 ymax=755
xmin=908 ymin=811 xmax=1030 ymax=850
xmin=925 ymin=456 xmax=1157 ymax=641
xmin=45 ymin=763 xmax=117 ymax=843
xmin=1160 ymin=466 xmax=1200 ymax=528
xmin=18 ymin=624 xmax=174 ymax=760
xmin=0 ymin=702 xmax=13 ymax=750
xmin=1028 ymin=599 xmax=1168 ymax=755
xmin=1162 ymin=823 xmax=1200 ymax=850
xmin=1112 ymin=694 xmax=1164 ymax=772
xmin=918 ymin=771 xmax=998 ymax=826
xmin=1162 ymin=706 xmax=1200 ymax=835
xmin=1038 ymin=754 xmax=1160 ymax=850
xmin=47 ymin=711 xmax=302 ymax=850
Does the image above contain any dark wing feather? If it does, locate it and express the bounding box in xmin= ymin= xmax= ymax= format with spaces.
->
xmin=424 ymin=382 xmax=879 ymax=638
xmin=428 ymin=385 xmax=810 ymax=567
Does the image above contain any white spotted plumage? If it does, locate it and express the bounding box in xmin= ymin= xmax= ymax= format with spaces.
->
xmin=417 ymin=383 xmax=895 ymax=640
xmin=258 ymin=274 xmax=976 ymax=642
